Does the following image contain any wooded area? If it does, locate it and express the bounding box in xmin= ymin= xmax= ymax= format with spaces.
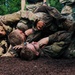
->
xmin=0 ymin=0 xmax=62 ymax=15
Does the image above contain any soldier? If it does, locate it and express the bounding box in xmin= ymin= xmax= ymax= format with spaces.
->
xmin=60 ymin=0 xmax=75 ymax=21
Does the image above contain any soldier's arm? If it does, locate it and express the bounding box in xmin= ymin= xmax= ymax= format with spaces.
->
xmin=1 ymin=52 xmax=15 ymax=57
xmin=38 ymin=37 xmax=49 ymax=47
xmin=25 ymin=28 xmax=34 ymax=36
xmin=0 ymin=11 xmax=21 ymax=24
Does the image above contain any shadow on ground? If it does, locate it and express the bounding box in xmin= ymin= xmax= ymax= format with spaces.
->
xmin=0 ymin=57 xmax=75 ymax=75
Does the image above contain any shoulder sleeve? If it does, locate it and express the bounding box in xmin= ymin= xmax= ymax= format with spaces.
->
xmin=21 ymin=11 xmax=37 ymax=21
xmin=49 ymin=7 xmax=63 ymax=20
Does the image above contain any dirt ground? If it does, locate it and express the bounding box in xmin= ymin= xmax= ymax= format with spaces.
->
xmin=0 ymin=57 xmax=75 ymax=75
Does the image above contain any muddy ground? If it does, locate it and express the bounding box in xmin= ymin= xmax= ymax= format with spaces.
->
xmin=0 ymin=57 xmax=75 ymax=75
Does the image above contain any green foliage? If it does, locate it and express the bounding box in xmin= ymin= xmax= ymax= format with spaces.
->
xmin=0 ymin=0 xmax=21 ymax=15
xmin=8 ymin=0 xmax=21 ymax=13
xmin=0 ymin=0 xmax=62 ymax=15
xmin=49 ymin=0 xmax=62 ymax=12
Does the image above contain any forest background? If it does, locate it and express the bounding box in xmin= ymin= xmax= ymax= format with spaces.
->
xmin=0 ymin=0 xmax=62 ymax=15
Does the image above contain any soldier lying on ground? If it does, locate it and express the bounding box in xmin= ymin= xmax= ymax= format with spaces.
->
xmin=1 ymin=30 xmax=72 ymax=60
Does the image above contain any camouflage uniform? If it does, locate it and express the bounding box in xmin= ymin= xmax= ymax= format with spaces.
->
xmin=0 ymin=25 xmax=8 ymax=56
xmin=39 ymin=31 xmax=72 ymax=58
xmin=39 ymin=31 xmax=75 ymax=59
xmin=2 ymin=5 xmax=75 ymax=58
xmin=0 ymin=11 xmax=21 ymax=33
xmin=26 ymin=5 xmax=75 ymax=42
xmin=60 ymin=0 xmax=75 ymax=21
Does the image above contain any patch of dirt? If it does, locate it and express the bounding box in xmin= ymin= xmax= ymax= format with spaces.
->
xmin=0 ymin=57 xmax=75 ymax=75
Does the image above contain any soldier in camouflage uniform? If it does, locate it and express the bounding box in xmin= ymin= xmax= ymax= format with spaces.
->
xmin=60 ymin=0 xmax=75 ymax=21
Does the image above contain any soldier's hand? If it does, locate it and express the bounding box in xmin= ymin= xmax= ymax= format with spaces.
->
xmin=13 ymin=45 xmax=23 ymax=50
